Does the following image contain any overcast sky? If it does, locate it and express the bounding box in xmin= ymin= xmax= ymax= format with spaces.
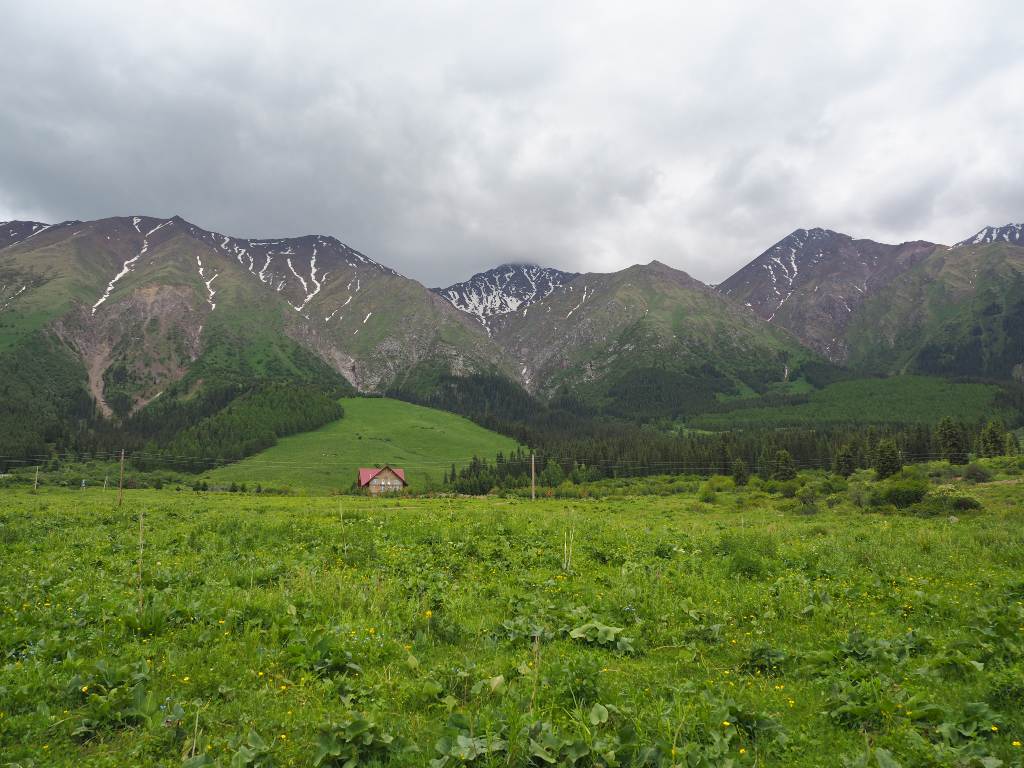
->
xmin=1 ymin=2 xmax=1022 ymax=286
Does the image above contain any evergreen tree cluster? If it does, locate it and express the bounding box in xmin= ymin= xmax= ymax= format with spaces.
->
xmin=411 ymin=374 xmax=1021 ymax=492
xmin=131 ymin=383 xmax=344 ymax=471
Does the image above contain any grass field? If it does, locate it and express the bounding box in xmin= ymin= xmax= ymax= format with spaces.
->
xmin=691 ymin=376 xmax=1005 ymax=430
xmin=201 ymin=397 xmax=522 ymax=493
xmin=2 ymin=465 xmax=1023 ymax=767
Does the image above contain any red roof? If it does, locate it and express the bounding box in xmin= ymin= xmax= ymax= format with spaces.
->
xmin=357 ymin=466 xmax=407 ymax=487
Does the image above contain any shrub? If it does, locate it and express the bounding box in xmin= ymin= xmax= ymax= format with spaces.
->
xmin=963 ymin=463 xmax=992 ymax=483
xmin=795 ymin=485 xmax=819 ymax=514
xmin=877 ymin=479 xmax=928 ymax=509
xmin=779 ymin=481 xmax=798 ymax=499
xmin=729 ymin=551 xmax=770 ymax=580
xmin=911 ymin=487 xmax=983 ymax=517
xmin=716 ymin=531 xmax=778 ymax=559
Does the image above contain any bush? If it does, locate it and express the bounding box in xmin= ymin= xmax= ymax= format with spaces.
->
xmin=795 ymin=485 xmax=819 ymax=514
xmin=778 ymin=481 xmax=798 ymax=499
xmin=963 ymin=463 xmax=992 ymax=483
xmin=877 ymin=479 xmax=928 ymax=509
xmin=728 ymin=551 xmax=770 ymax=580
xmin=717 ymin=531 xmax=778 ymax=559
xmin=820 ymin=474 xmax=848 ymax=494
xmin=911 ymin=486 xmax=983 ymax=517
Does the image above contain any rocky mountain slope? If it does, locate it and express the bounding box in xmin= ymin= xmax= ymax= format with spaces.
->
xmin=0 ymin=215 xmax=511 ymax=422
xmin=434 ymin=264 xmax=576 ymax=335
xmin=483 ymin=260 xmax=820 ymax=417
xmin=718 ymin=228 xmax=936 ymax=360
xmin=3 ymin=212 xmax=1023 ymax=445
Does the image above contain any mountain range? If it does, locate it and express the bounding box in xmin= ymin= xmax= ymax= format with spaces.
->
xmin=2 ymin=213 xmax=1023 ymax=450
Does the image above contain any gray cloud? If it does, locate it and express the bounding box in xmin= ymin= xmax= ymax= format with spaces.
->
xmin=1 ymin=1 xmax=1022 ymax=286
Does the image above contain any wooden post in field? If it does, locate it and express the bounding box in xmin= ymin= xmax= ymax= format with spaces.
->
xmin=118 ymin=449 xmax=125 ymax=507
xmin=531 ymin=452 xmax=536 ymax=501
xmin=137 ymin=507 xmax=145 ymax=616
xmin=34 ymin=465 xmax=39 ymax=490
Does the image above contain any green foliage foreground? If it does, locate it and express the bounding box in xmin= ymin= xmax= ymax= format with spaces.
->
xmin=1 ymin=478 xmax=1023 ymax=767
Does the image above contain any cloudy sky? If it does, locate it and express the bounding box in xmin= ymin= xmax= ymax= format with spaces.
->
xmin=1 ymin=1 xmax=1022 ymax=286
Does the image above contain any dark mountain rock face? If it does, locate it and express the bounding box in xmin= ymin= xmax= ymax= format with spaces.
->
xmin=718 ymin=228 xmax=935 ymax=361
xmin=0 ymin=220 xmax=56 ymax=250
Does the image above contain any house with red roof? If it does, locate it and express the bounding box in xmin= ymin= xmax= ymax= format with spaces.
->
xmin=357 ymin=465 xmax=407 ymax=495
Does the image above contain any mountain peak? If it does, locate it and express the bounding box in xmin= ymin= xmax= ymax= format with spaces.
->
xmin=953 ymin=223 xmax=1024 ymax=248
xmin=434 ymin=263 xmax=577 ymax=333
xmin=1 ymin=220 xmax=53 ymax=249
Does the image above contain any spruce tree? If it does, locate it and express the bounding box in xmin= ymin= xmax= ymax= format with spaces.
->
xmin=980 ymin=419 xmax=1007 ymax=457
xmin=874 ymin=438 xmax=901 ymax=479
xmin=936 ymin=417 xmax=969 ymax=465
xmin=773 ymin=450 xmax=796 ymax=481
xmin=731 ymin=458 xmax=749 ymax=486
xmin=834 ymin=444 xmax=856 ymax=477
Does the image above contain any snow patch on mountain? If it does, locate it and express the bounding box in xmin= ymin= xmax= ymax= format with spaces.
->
xmin=434 ymin=264 xmax=577 ymax=334
xmin=953 ymin=223 xmax=1024 ymax=248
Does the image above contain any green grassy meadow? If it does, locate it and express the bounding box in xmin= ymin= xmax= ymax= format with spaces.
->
xmin=202 ymin=397 xmax=522 ymax=493
xmin=2 ymin=466 xmax=1023 ymax=767
xmin=691 ymin=376 xmax=1005 ymax=430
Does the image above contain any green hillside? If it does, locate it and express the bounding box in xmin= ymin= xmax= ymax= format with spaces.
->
xmin=843 ymin=242 xmax=1024 ymax=378
xmin=203 ymin=396 xmax=523 ymax=492
xmin=690 ymin=375 xmax=1006 ymax=430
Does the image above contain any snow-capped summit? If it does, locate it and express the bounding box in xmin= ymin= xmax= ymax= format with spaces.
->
xmin=953 ymin=223 xmax=1024 ymax=248
xmin=434 ymin=264 xmax=577 ymax=333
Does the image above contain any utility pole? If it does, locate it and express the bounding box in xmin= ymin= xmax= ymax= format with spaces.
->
xmin=118 ymin=449 xmax=126 ymax=507
xmin=34 ymin=465 xmax=39 ymax=491
xmin=531 ymin=452 xmax=536 ymax=501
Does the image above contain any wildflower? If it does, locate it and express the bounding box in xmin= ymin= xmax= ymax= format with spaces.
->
xmin=81 ymin=685 xmax=89 ymax=693
xmin=279 ymin=734 xmax=287 ymax=740
xmin=424 ymin=610 xmax=433 ymax=619
xmin=739 ymin=748 xmax=747 ymax=754
xmin=722 ymin=721 xmax=731 ymax=727
xmin=182 ymin=676 xmax=190 ymax=682
xmin=1012 ymin=740 xmax=1021 ymax=747
xmin=991 ymin=725 xmax=999 ymax=732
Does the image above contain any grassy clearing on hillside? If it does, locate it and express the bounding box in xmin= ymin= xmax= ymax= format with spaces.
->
xmin=202 ymin=397 xmax=522 ymax=492
xmin=691 ymin=376 xmax=1004 ymax=430
xmin=2 ymin=466 xmax=1023 ymax=767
